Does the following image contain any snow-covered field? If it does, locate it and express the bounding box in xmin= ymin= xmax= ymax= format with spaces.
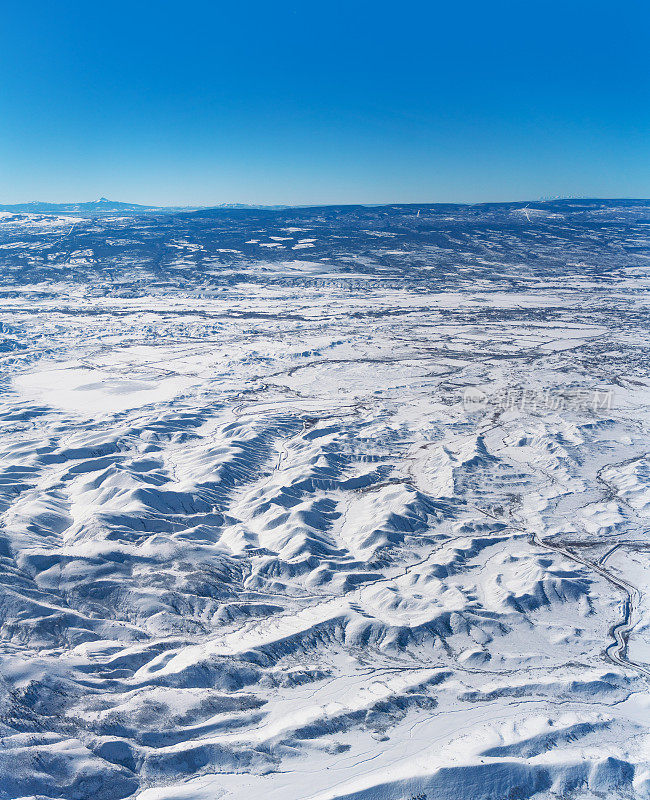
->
xmin=0 ymin=200 xmax=649 ymax=799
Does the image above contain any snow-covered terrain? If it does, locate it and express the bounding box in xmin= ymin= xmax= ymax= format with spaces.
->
xmin=0 ymin=200 xmax=649 ymax=799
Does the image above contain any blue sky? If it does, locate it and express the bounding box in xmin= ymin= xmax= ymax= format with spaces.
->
xmin=1 ymin=0 xmax=648 ymax=205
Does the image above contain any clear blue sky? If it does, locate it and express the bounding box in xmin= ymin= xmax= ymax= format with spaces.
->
xmin=1 ymin=0 xmax=648 ymax=205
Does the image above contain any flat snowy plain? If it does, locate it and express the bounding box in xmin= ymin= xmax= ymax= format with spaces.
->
xmin=0 ymin=200 xmax=649 ymax=799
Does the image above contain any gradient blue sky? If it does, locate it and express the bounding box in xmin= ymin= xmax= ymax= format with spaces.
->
xmin=1 ymin=0 xmax=648 ymax=205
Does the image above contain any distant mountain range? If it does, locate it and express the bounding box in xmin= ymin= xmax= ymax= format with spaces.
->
xmin=0 ymin=197 xmax=286 ymax=214
xmin=1 ymin=197 xmax=647 ymax=217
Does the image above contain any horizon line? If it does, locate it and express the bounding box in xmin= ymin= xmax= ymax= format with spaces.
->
xmin=1 ymin=195 xmax=649 ymax=210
